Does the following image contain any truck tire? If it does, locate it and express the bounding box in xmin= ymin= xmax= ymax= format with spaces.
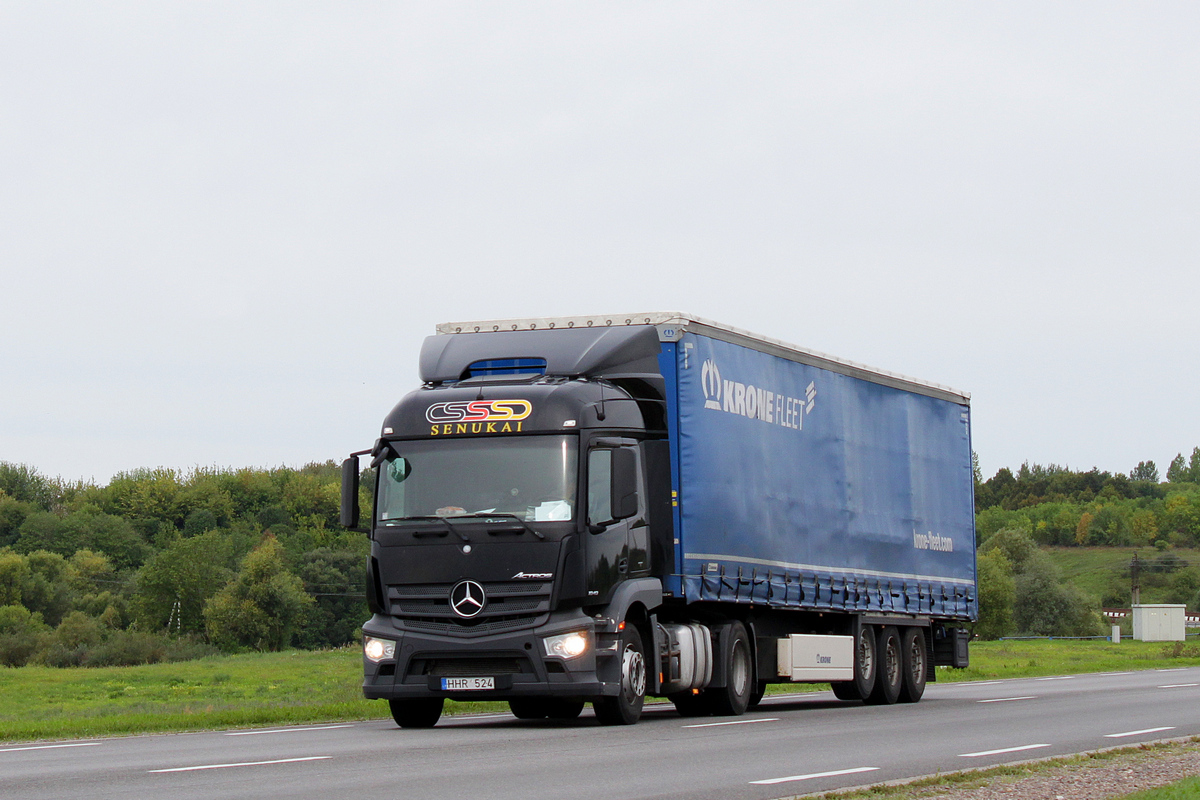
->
xmin=669 ymin=690 xmax=710 ymax=717
xmin=898 ymin=627 xmax=927 ymax=703
xmin=546 ymin=699 xmax=586 ymax=720
xmin=707 ymin=621 xmax=752 ymax=716
xmin=747 ymin=679 xmax=767 ymax=709
xmin=509 ymin=698 xmax=547 ymax=719
xmin=510 ymin=698 xmax=586 ymax=720
xmin=388 ymin=697 xmax=444 ymax=728
xmin=830 ymin=681 xmax=861 ymax=701
xmin=593 ymin=626 xmax=646 ymax=725
xmin=865 ymin=626 xmax=902 ymax=705
xmin=832 ymin=623 xmax=876 ymax=702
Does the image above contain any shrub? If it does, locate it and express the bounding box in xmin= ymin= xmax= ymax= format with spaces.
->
xmin=204 ymin=536 xmax=312 ymax=652
xmin=84 ymin=630 xmax=168 ymax=667
xmin=0 ymin=604 xmax=49 ymax=666
xmin=974 ymin=549 xmax=1015 ymax=640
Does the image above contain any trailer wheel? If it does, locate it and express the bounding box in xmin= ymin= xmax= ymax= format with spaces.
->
xmin=866 ymin=626 xmax=902 ymax=705
xmin=388 ymin=697 xmax=444 ymax=728
xmin=830 ymin=681 xmax=861 ymax=701
xmin=837 ymin=623 xmax=876 ymax=702
xmin=594 ymin=626 xmax=646 ymax=725
xmin=898 ymin=627 xmax=927 ymax=703
xmin=708 ymin=621 xmax=752 ymax=716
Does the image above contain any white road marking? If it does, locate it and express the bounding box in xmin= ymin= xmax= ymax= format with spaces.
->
xmin=225 ymin=724 xmax=354 ymax=736
xmin=0 ymin=742 xmax=103 ymax=753
xmin=1034 ymin=676 xmax=1074 ymax=681
xmin=751 ymin=766 xmax=879 ymax=785
xmin=149 ymin=756 xmax=332 ymax=773
xmin=946 ymin=680 xmax=1004 ymax=687
xmin=959 ymin=744 xmax=1050 ymax=758
xmin=1158 ymin=683 xmax=1199 ymax=689
xmin=1105 ymin=727 xmax=1176 ymax=738
xmin=684 ymin=718 xmax=779 ymax=729
xmin=977 ymin=696 xmax=1036 ymax=704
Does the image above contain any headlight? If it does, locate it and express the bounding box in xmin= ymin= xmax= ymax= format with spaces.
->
xmin=543 ymin=630 xmax=589 ymax=659
xmin=364 ymin=635 xmax=397 ymax=662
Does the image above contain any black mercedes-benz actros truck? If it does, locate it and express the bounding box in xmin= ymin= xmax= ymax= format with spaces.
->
xmin=341 ymin=313 xmax=976 ymax=727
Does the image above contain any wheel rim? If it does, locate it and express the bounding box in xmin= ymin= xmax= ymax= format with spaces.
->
xmin=909 ymin=636 xmax=925 ymax=683
xmin=622 ymin=644 xmax=646 ymax=702
xmin=885 ymin=639 xmax=900 ymax=686
xmin=858 ymin=631 xmax=874 ymax=677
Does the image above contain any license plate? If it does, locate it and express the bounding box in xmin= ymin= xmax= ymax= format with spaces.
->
xmin=441 ymin=677 xmax=495 ymax=691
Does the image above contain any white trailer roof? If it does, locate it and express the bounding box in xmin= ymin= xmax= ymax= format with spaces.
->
xmin=436 ymin=312 xmax=969 ymax=405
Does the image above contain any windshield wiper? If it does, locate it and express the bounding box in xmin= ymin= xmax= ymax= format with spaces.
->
xmin=447 ymin=513 xmax=546 ymax=540
xmin=382 ymin=515 xmax=470 ymax=542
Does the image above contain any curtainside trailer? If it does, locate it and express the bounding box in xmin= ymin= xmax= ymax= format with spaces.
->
xmin=341 ymin=313 xmax=976 ymax=727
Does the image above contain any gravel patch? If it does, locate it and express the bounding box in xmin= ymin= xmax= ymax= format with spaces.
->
xmin=803 ymin=740 xmax=1200 ymax=800
xmin=921 ymin=745 xmax=1200 ymax=799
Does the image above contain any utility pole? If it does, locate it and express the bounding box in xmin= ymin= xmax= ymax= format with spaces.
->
xmin=1130 ymin=553 xmax=1141 ymax=606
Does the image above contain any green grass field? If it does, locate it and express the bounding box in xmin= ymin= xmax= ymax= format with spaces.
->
xmin=1042 ymin=546 xmax=1200 ymax=607
xmin=1118 ymin=778 xmax=1200 ymax=800
xmin=2 ymin=638 xmax=1199 ymax=743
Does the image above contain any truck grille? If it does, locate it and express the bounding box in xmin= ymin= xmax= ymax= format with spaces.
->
xmin=388 ymin=581 xmax=552 ymax=637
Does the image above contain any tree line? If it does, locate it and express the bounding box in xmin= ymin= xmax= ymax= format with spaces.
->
xmin=5 ymin=448 xmax=1199 ymax=664
xmin=975 ymin=452 xmax=1200 ymax=548
xmin=0 ymin=461 xmax=371 ymax=667
xmin=972 ymin=450 xmax=1200 ymax=641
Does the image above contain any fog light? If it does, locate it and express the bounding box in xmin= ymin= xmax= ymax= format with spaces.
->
xmin=364 ymin=635 xmax=396 ymax=662
xmin=543 ymin=630 xmax=589 ymax=659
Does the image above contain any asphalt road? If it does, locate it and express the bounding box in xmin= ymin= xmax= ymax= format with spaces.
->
xmin=4 ymin=667 xmax=1200 ymax=800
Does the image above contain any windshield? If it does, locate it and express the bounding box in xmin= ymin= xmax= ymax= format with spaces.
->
xmin=377 ymin=436 xmax=578 ymax=524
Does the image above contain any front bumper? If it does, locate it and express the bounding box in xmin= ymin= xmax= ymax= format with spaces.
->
xmin=361 ymin=610 xmax=620 ymax=701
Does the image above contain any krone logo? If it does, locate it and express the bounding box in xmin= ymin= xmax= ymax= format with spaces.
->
xmin=701 ymin=359 xmax=722 ymax=410
xmin=449 ymin=580 xmax=487 ymax=618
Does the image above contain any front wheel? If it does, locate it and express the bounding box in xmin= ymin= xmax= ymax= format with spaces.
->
xmin=388 ymin=697 xmax=444 ymax=728
xmin=593 ymin=626 xmax=646 ymax=725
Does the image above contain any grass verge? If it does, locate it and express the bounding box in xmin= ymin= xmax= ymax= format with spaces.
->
xmin=2 ymin=639 xmax=1200 ymax=743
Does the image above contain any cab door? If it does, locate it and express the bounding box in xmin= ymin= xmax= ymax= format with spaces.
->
xmin=585 ymin=441 xmax=647 ymax=602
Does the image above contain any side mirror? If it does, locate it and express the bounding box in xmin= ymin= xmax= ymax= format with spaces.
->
xmin=340 ymin=456 xmax=360 ymax=529
xmin=610 ymin=447 xmax=639 ymax=521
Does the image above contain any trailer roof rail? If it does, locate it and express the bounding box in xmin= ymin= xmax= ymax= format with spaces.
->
xmin=435 ymin=312 xmax=970 ymax=405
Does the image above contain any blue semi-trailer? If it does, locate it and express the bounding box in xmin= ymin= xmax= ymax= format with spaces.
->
xmin=340 ymin=313 xmax=976 ymax=727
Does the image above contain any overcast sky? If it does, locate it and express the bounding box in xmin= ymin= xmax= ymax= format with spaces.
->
xmin=3 ymin=3 xmax=1198 ymax=486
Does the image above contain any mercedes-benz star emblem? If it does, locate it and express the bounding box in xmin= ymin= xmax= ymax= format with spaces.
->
xmin=449 ymin=580 xmax=486 ymax=618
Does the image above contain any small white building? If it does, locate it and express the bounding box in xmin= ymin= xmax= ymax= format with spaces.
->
xmin=1131 ymin=604 xmax=1187 ymax=642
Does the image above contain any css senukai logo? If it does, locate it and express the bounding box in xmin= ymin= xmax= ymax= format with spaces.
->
xmin=425 ymin=400 xmax=532 ymax=423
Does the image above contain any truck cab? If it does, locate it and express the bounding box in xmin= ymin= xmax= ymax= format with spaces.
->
xmin=345 ymin=322 xmax=674 ymax=726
